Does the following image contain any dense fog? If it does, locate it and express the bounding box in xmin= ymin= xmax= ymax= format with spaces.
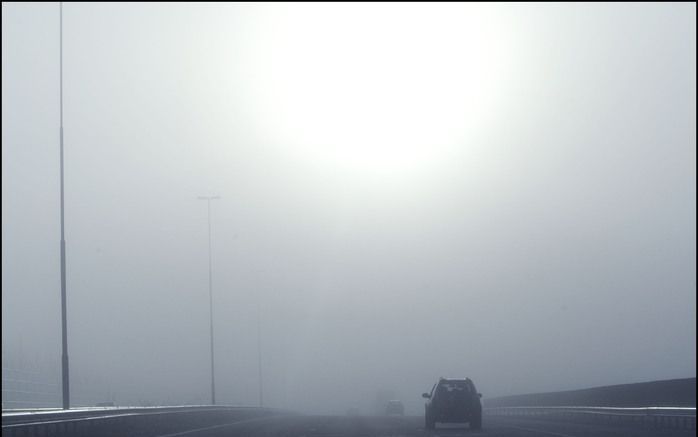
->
xmin=2 ymin=3 xmax=695 ymax=415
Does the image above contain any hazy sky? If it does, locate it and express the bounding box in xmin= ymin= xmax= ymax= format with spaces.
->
xmin=2 ymin=2 xmax=695 ymax=414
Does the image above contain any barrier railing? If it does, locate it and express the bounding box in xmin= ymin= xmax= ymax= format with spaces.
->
xmin=485 ymin=406 xmax=696 ymax=430
xmin=1 ymin=405 xmax=288 ymax=437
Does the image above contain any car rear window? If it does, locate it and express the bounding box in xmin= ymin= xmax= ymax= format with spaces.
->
xmin=438 ymin=381 xmax=472 ymax=393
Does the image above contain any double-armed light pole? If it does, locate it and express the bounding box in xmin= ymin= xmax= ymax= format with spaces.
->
xmin=59 ymin=1 xmax=70 ymax=410
xmin=198 ymin=195 xmax=220 ymax=405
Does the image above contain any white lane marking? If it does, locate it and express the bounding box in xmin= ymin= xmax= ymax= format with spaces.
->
xmin=432 ymin=433 xmax=477 ymax=437
xmin=505 ymin=425 xmax=578 ymax=437
xmin=155 ymin=423 xmax=233 ymax=437
xmin=154 ymin=415 xmax=279 ymax=437
xmin=419 ymin=426 xmax=486 ymax=436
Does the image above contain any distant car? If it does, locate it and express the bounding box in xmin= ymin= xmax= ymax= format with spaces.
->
xmin=385 ymin=400 xmax=405 ymax=416
xmin=346 ymin=407 xmax=360 ymax=416
xmin=422 ymin=377 xmax=482 ymax=430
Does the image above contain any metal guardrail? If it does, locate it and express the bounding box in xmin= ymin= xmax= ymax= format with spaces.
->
xmin=1 ymin=405 xmax=286 ymax=437
xmin=484 ymin=406 xmax=696 ymax=430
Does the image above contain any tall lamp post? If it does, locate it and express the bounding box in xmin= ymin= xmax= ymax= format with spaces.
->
xmin=59 ymin=1 xmax=70 ymax=410
xmin=257 ymin=300 xmax=263 ymax=407
xmin=198 ymin=195 xmax=220 ymax=405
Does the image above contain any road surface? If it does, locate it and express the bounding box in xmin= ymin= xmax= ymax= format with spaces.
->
xmin=154 ymin=414 xmax=695 ymax=437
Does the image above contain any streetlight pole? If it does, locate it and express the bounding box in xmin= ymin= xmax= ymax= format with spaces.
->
xmin=198 ymin=195 xmax=220 ymax=405
xmin=257 ymin=300 xmax=263 ymax=407
xmin=59 ymin=1 xmax=70 ymax=410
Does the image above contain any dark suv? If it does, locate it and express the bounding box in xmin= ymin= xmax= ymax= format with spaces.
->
xmin=422 ymin=377 xmax=482 ymax=430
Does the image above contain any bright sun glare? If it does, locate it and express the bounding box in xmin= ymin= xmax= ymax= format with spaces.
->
xmin=243 ymin=4 xmax=512 ymax=175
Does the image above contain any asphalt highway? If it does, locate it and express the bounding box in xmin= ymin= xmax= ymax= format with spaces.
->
xmin=154 ymin=414 xmax=696 ymax=437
